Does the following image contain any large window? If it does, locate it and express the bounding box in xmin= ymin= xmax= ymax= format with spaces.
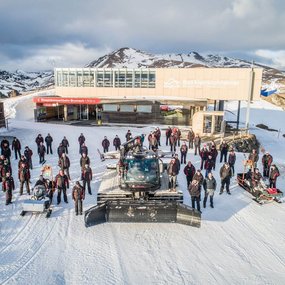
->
xmin=55 ymin=68 xmax=156 ymax=88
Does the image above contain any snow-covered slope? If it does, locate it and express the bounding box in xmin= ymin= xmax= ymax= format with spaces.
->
xmin=0 ymin=70 xmax=53 ymax=97
xmin=0 ymin=94 xmax=284 ymax=284
xmin=86 ymin=47 xmax=285 ymax=93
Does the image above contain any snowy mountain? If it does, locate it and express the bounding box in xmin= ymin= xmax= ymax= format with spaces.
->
xmin=87 ymin=47 xmax=285 ymax=93
xmin=0 ymin=69 xmax=53 ymax=97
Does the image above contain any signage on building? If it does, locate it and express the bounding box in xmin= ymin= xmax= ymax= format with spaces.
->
xmin=33 ymin=97 xmax=101 ymax=105
xmin=164 ymin=79 xmax=240 ymax=89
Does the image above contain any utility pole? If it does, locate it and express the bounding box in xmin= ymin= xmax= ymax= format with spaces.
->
xmin=245 ymin=61 xmax=254 ymax=133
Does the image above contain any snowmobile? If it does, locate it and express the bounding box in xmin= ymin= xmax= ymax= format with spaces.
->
xmin=85 ymin=136 xmax=201 ymax=228
xmin=237 ymin=160 xmax=283 ymax=204
xmin=21 ymin=165 xmax=54 ymax=218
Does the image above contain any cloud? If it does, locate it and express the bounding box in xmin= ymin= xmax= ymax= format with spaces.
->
xmin=0 ymin=43 xmax=111 ymax=71
xmin=0 ymin=0 xmax=284 ymax=70
xmin=255 ymin=50 xmax=285 ymax=70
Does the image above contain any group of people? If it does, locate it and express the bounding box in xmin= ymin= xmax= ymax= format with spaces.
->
xmin=1 ymin=127 xmax=282 ymax=216
xmin=0 ymin=133 xmax=92 ymax=216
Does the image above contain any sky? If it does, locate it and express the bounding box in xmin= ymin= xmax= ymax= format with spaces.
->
xmin=0 ymin=0 xmax=284 ymax=71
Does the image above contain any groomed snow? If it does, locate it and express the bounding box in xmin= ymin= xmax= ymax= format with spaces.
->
xmin=0 ymin=94 xmax=285 ymax=285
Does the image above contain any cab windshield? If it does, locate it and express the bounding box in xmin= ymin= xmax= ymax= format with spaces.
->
xmin=125 ymin=158 xmax=158 ymax=183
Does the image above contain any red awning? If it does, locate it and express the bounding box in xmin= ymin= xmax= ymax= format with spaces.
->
xmin=33 ymin=97 xmax=101 ymax=105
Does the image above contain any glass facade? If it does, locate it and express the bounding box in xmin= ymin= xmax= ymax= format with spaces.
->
xmin=55 ymin=68 xmax=156 ymax=88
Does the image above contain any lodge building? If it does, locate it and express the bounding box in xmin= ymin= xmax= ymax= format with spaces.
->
xmin=33 ymin=67 xmax=263 ymax=134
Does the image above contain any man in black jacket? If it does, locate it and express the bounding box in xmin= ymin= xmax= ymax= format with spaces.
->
xmin=12 ymin=137 xmax=21 ymax=160
xmin=45 ymin=133 xmax=53 ymax=155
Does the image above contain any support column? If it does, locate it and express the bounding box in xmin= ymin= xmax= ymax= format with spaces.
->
xmin=237 ymin=100 xmax=241 ymax=129
xmin=245 ymin=68 xmax=254 ymax=133
xmin=211 ymin=115 xmax=216 ymax=135
xmin=64 ymin=105 xmax=68 ymax=121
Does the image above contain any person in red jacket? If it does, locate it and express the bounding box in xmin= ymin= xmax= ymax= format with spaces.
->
xmin=55 ymin=169 xmax=69 ymax=204
xmin=184 ymin=161 xmax=196 ymax=187
xmin=180 ymin=142 xmax=188 ymax=164
xmin=3 ymin=172 xmax=15 ymax=205
xmin=18 ymin=162 xmax=30 ymax=195
xmin=269 ymin=164 xmax=280 ymax=188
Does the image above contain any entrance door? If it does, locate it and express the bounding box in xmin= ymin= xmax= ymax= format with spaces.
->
xmin=80 ymin=105 xmax=89 ymax=120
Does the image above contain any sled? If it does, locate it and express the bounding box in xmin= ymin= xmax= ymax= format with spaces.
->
xmin=237 ymin=173 xmax=283 ymax=204
xmin=21 ymin=165 xmax=54 ymax=218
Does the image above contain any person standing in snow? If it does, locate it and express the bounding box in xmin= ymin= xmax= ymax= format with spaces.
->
xmin=228 ymin=149 xmax=236 ymax=176
xmin=219 ymin=140 xmax=229 ymax=163
xmin=125 ymin=130 xmax=132 ymax=142
xmin=80 ymin=143 xmax=88 ymax=156
xmin=262 ymin=151 xmax=273 ymax=178
xmin=184 ymin=161 xmax=196 ymax=188
xmin=2 ymin=172 xmax=15 ymax=205
xmin=55 ymin=169 xmax=69 ymax=204
xmin=165 ymin=126 xmax=172 ymax=146
xmin=180 ymin=142 xmax=188 ymax=164
xmin=219 ymin=162 xmax=232 ymax=195
xmin=169 ymin=133 xmax=177 ymax=154
xmin=58 ymin=153 xmax=71 ymax=180
xmin=35 ymin=134 xmax=44 ymax=153
xmin=102 ymin=136 xmax=110 ymax=153
xmin=24 ymin=146 xmax=33 ymax=169
xmin=61 ymin=136 xmax=70 ymax=154
xmin=1 ymin=142 xmax=11 ymax=164
xmin=82 ymin=164 xmax=93 ymax=195
xmin=72 ymin=181 xmax=85 ymax=215
xmin=269 ymin=164 xmax=280 ymax=188
xmin=18 ymin=162 xmax=31 ymax=195
xmin=194 ymin=134 xmax=201 ymax=156
xmin=199 ymin=144 xmax=209 ymax=170
xmin=45 ymin=133 xmax=53 ymax=155
xmin=167 ymin=158 xmax=179 ymax=191
xmin=113 ymin=135 xmax=121 ymax=151
xmin=189 ymin=179 xmax=202 ymax=213
xmin=57 ymin=143 xmax=66 ymax=158
xmin=38 ymin=142 xmax=46 ymax=164
xmin=12 ymin=137 xmax=21 ymax=160
xmin=187 ymin=128 xmax=195 ymax=149
xmin=78 ymin=133 xmax=86 ymax=154
xmin=203 ymin=172 xmax=216 ymax=208
xmin=248 ymin=149 xmax=259 ymax=168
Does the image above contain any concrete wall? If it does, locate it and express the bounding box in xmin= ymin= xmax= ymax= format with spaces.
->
xmin=55 ymin=68 xmax=262 ymax=102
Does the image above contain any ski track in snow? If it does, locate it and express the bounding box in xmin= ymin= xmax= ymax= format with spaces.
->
xmin=0 ymin=94 xmax=285 ymax=285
